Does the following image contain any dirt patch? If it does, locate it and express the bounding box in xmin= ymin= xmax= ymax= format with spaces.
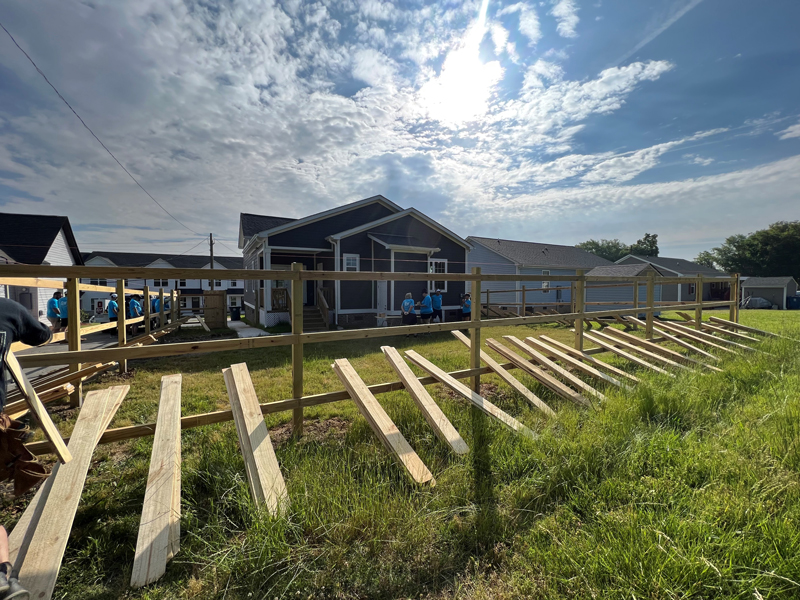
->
xmin=271 ymin=416 xmax=350 ymax=447
xmin=442 ymin=382 xmax=501 ymax=401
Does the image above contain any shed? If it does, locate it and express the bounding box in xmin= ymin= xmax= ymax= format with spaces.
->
xmin=740 ymin=276 xmax=798 ymax=310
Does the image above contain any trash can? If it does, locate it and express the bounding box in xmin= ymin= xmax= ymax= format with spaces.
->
xmin=230 ymin=306 xmax=241 ymax=321
xmin=786 ymin=296 xmax=800 ymax=310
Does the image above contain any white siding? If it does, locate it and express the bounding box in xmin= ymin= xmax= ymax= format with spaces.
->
xmin=466 ymin=243 xmax=517 ymax=304
xmin=37 ymin=229 xmax=75 ymax=323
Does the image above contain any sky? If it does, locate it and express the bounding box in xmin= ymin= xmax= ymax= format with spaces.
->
xmin=1 ymin=0 xmax=799 ymax=259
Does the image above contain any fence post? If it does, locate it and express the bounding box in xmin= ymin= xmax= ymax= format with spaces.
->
xmin=171 ymin=290 xmax=178 ymax=324
xmin=143 ymin=285 xmax=151 ymax=335
xmin=730 ymin=274 xmax=738 ymax=322
xmin=574 ymin=270 xmax=585 ymax=351
xmin=291 ymin=262 xmax=304 ymax=437
xmin=471 ymin=267 xmax=482 ymax=394
xmin=117 ymin=279 xmax=127 ymax=373
xmin=631 ymin=280 xmax=639 ymax=330
xmin=521 ymin=285 xmax=526 ymax=316
xmin=159 ymin=288 xmax=165 ymax=328
xmin=695 ymin=276 xmax=703 ymax=330
xmin=66 ymin=277 xmax=82 ymax=407
xmin=645 ymin=272 xmax=655 ymax=340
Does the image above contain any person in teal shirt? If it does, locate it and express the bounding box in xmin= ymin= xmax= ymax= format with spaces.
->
xmin=419 ymin=290 xmax=433 ymax=325
xmin=461 ymin=293 xmax=471 ymax=321
xmin=401 ymin=292 xmax=417 ymax=336
xmin=128 ymin=295 xmax=143 ymax=318
xmin=57 ymin=291 xmax=69 ymax=332
xmin=46 ymin=291 xmax=62 ymax=331
xmin=107 ymin=293 xmax=119 ymax=336
xmin=431 ymin=289 xmax=443 ymax=323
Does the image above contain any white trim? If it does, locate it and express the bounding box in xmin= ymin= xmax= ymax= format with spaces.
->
xmin=267 ymin=245 xmax=331 ymax=253
xmin=244 ymin=301 xmax=255 ymax=309
xmin=335 ymin=241 xmax=340 ymax=325
xmin=429 ymin=258 xmax=448 ymax=292
xmin=343 ymin=253 xmax=360 ymax=272
xmin=367 ymin=234 xmax=440 ymax=254
xmin=390 ymin=250 xmax=395 ymax=312
xmin=541 ymin=269 xmax=551 ymax=293
xmin=784 ymin=285 xmax=787 ymax=310
xmin=328 ymin=208 xmax=471 ymax=249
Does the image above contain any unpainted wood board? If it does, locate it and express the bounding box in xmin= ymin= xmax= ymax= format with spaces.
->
xmin=708 ymin=316 xmax=784 ymax=338
xmin=623 ymin=317 xmax=720 ymax=362
xmin=404 ymin=350 xmax=537 ymax=439
xmin=333 ymin=359 xmax=435 ymax=485
xmin=16 ymin=386 xmax=127 ymax=599
xmin=655 ymin=320 xmax=739 ymax=354
xmin=381 ymin=346 xmax=469 ymax=454
xmin=484 ymin=340 xmax=591 ymax=407
xmin=589 ymin=329 xmax=690 ymax=371
xmin=4 ymin=350 xmax=72 ymax=463
xmin=523 ymin=336 xmax=625 ymax=389
xmin=224 ymin=363 xmax=288 ymax=512
xmin=196 ymin=315 xmax=211 ymax=332
xmin=600 ymin=327 xmax=721 ymax=372
xmin=504 ymin=336 xmax=607 ymax=402
xmin=538 ymin=336 xmax=640 ymax=384
xmin=698 ymin=322 xmax=759 ymax=343
xmin=451 ymin=331 xmax=555 ymax=417
xmin=583 ymin=332 xmax=673 ymax=377
xmin=130 ymin=375 xmax=183 ymax=588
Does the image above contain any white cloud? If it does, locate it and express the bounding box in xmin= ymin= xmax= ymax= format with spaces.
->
xmin=497 ymin=2 xmax=542 ymax=46
xmin=351 ymin=49 xmax=398 ymax=87
xmin=776 ymin=121 xmax=800 ymax=140
xmin=684 ymin=153 xmax=715 ymax=166
xmin=550 ymin=0 xmax=580 ymax=38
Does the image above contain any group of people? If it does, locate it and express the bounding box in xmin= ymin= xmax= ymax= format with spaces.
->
xmin=400 ymin=289 xmax=473 ymax=330
xmin=106 ymin=293 xmax=168 ymax=336
xmin=45 ymin=290 xmax=71 ymax=332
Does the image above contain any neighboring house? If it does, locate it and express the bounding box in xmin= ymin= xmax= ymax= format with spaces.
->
xmin=466 ymin=237 xmax=614 ymax=313
xmin=584 ymin=263 xmax=663 ymax=313
xmin=0 ymin=213 xmax=83 ymax=323
xmin=615 ymin=255 xmax=730 ymax=302
xmin=239 ymin=195 xmax=471 ymax=328
xmin=740 ymin=276 xmax=798 ymax=310
xmin=80 ymin=252 xmax=244 ymax=319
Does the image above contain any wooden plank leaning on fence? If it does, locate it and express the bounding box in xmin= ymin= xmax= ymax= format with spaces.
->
xmin=14 ymin=386 xmax=128 ymax=600
xmin=676 ymin=313 xmax=759 ymax=343
xmin=598 ymin=327 xmax=721 ymax=372
xmin=538 ymin=335 xmax=640 ymax=384
xmin=652 ymin=320 xmax=739 ymax=354
xmin=382 ymin=346 xmax=469 ymax=454
xmin=503 ymin=336 xmax=607 ymax=403
xmin=483 ymin=340 xmax=591 ymax=407
xmin=657 ymin=320 xmax=753 ymax=352
xmin=588 ymin=329 xmax=689 ymax=372
xmin=4 ymin=350 xmax=72 ymax=463
xmin=451 ymin=331 xmax=555 ymax=417
xmin=130 ymin=375 xmax=183 ymax=589
xmin=583 ymin=332 xmax=673 ymax=377
xmin=223 ymin=363 xmax=288 ymax=513
xmin=404 ymin=350 xmax=537 ymax=439
xmin=708 ymin=316 xmax=786 ymax=339
xmin=333 ymin=358 xmax=435 ymax=485
xmin=521 ymin=336 xmax=626 ymax=389
xmin=623 ymin=317 xmax=720 ymax=362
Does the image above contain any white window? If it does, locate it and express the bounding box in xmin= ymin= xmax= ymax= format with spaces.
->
xmin=688 ymin=283 xmax=696 ymax=295
xmin=542 ymin=270 xmax=550 ymax=293
xmin=152 ymin=279 xmax=168 ymax=287
xmin=429 ymin=259 xmax=448 ymax=292
xmin=208 ymin=279 xmax=222 ymax=287
xmin=230 ymin=296 xmax=238 ymax=307
xmin=229 ymin=280 xmax=237 ymax=287
xmin=89 ymin=278 xmax=107 ymax=286
xmin=180 ymin=297 xmax=187 ymax=308
xmin=179 ymin=279 xmax=187 ymax=287
xmin=343 ymin=254 xmax=360 ymax=272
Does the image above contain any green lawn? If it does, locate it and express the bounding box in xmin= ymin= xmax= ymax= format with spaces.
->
xmin=5 ymin=310 xmax=800 ymax=599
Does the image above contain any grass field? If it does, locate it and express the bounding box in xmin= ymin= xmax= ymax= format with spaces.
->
xmin=4 ymin=309 xmax=800 ymax=599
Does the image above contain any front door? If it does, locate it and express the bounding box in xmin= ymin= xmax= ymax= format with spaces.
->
xmin=377 ymin=281 xmax=388 ymax=314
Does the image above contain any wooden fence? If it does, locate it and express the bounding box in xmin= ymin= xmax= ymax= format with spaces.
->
xmin=0 ymin=264 xmax=739 ymax=438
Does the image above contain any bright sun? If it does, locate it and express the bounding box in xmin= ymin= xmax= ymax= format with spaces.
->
xmin=418 ymin=0 xmax=503 ymax=127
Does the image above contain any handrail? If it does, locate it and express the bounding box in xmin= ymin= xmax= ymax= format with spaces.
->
xmin=317 ymin=286 xmax=330 ymax=326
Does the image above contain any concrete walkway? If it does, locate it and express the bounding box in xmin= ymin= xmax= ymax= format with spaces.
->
xmin=228 ymin=320 xmax=271 ymax=338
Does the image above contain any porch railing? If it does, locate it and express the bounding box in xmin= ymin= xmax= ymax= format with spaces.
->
xmin=272 ymin=287 xmax=289 ymax=311
xmin=317 ymin=286 xmax=330 ymax=326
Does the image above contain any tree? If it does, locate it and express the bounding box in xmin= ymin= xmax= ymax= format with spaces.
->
xmin=694 ymin=251 xmax=717 ymax=269
xmin=628 ymin=233 xmax=659 ymax=257
xmin=575 ymin=239 xmax=630 ymax=262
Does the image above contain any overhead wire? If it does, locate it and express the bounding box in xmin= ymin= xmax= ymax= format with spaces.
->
xmin=0 ymin=20 xmax=205 ymax=237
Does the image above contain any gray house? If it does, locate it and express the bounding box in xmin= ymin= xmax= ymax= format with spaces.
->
xmin=616 ymin=255 xmax=730 ymax=303
xmin=466 ymin=237 xmax=614 ymax=313
xmin=740 ymin=276 xmax=798 ymax=310
xmin=585 ymin=263 xmax=664 ymax=312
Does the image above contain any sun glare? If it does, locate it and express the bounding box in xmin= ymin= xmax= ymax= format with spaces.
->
xmin=418 ymin=0 xmax=502 ymax=127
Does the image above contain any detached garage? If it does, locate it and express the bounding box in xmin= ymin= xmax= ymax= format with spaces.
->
xmin=741 ymin=276 xmax=798 ymax=310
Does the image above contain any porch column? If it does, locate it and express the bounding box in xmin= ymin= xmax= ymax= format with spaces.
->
xmin=264 ymin=244 xmax=272 ymax=312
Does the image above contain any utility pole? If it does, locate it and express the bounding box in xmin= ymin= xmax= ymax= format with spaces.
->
xmin=209 ymin=232 xmax=215 ymax=290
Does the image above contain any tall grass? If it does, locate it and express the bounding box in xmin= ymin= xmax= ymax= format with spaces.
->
xmin=4 ymin=313 xmax=800 ymax=599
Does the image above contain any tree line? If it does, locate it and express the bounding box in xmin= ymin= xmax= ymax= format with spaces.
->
xmin=575 ymin=233 xmax=659 ymax=262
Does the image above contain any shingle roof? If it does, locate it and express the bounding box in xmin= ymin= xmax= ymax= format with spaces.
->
xmin=81 ymin=251 xmax=243 ymax=270
xmin=240 ymin=213 xmax=295 ymax=238
xmin=0 ymin=213 xmax=83 ymax=265
xmin=586 ymin=264 xmax=664 ymax=278
xmin=624 ymin=255 xmax=727 ymax=276
xmin=469 ymin=236 xmax=613 ymax=268
xmin=741 ymin=276 xmax=797 ymax=288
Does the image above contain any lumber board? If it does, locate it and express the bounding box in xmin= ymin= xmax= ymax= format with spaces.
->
xmin=404 ymin=350 xmax=536 ymax=439
xmin=7 ymin=384 xmax=73 ymax=420
xmin=522 ymin=336 xmax=626 ymax=388
xmin=223 ymin=364 xmax=288 ymax=512
xmin=16 ymin=386 xmax=127 ymax=599
xmin=678 ymin=314 xmax=759 ymax=342
xmin=538 ymin=336 xmax=640 ymax=384
xmin=503 ymin=336 xmax=607 ymax=402
xmin=382 ymin=346 xmax=469 ymax=454
xmin=130 ymin=375 xmax=183 ymax=588
xmin=708 ymin=316 xmax=784 ymax=338
xmin=4 ymin=350 xmax=72 ymax=463
xmin=624 ymin=317 xmax=720 ymax=362
xmin=584 ymin=332 xmax=673 ymax=376
xmin=600 ymin=327 xmax=721 ymax=372
xmin=589 ymin=330 xmax=689 ymax=371
xmin=451 ymin=331 xmax=555 ymax=416
xmin=333 ymin=359 xmax=435 ymax=485
xmin=484 ymin=340 xmax=592 ymax=407
xmin=655 ymin=320 xmax=740 ymax=353
xmin=196 ymin=315 xmax=211 ymax=332
xmin=5 ymin=362 xmax=116 ymax=409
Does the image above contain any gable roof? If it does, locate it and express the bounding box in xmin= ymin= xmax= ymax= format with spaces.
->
xmin=586 ymin=263 xmax=665 ymax=278
xmin=0 ymin=212 xmax=83 ymax=265
xmin=741 ymin=276 xmax=797 ymax=288
xmin=618 ymin=255 xmax=727 ymax=276
xmin=240 ymin=213 xmax=295 ymax=240
xmin=469 ymin=236 xmax=613 ymax=269
xmin=82 ymin=251 xmax=243 ymax=270
xmin=328 ymin=208 xmax=471 ymax=249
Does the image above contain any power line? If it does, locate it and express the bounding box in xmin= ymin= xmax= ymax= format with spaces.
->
xmin=0 ymin=21 xmax=205 ymax=237
xmin=215 ymin=238 xmax=241 ymax=256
